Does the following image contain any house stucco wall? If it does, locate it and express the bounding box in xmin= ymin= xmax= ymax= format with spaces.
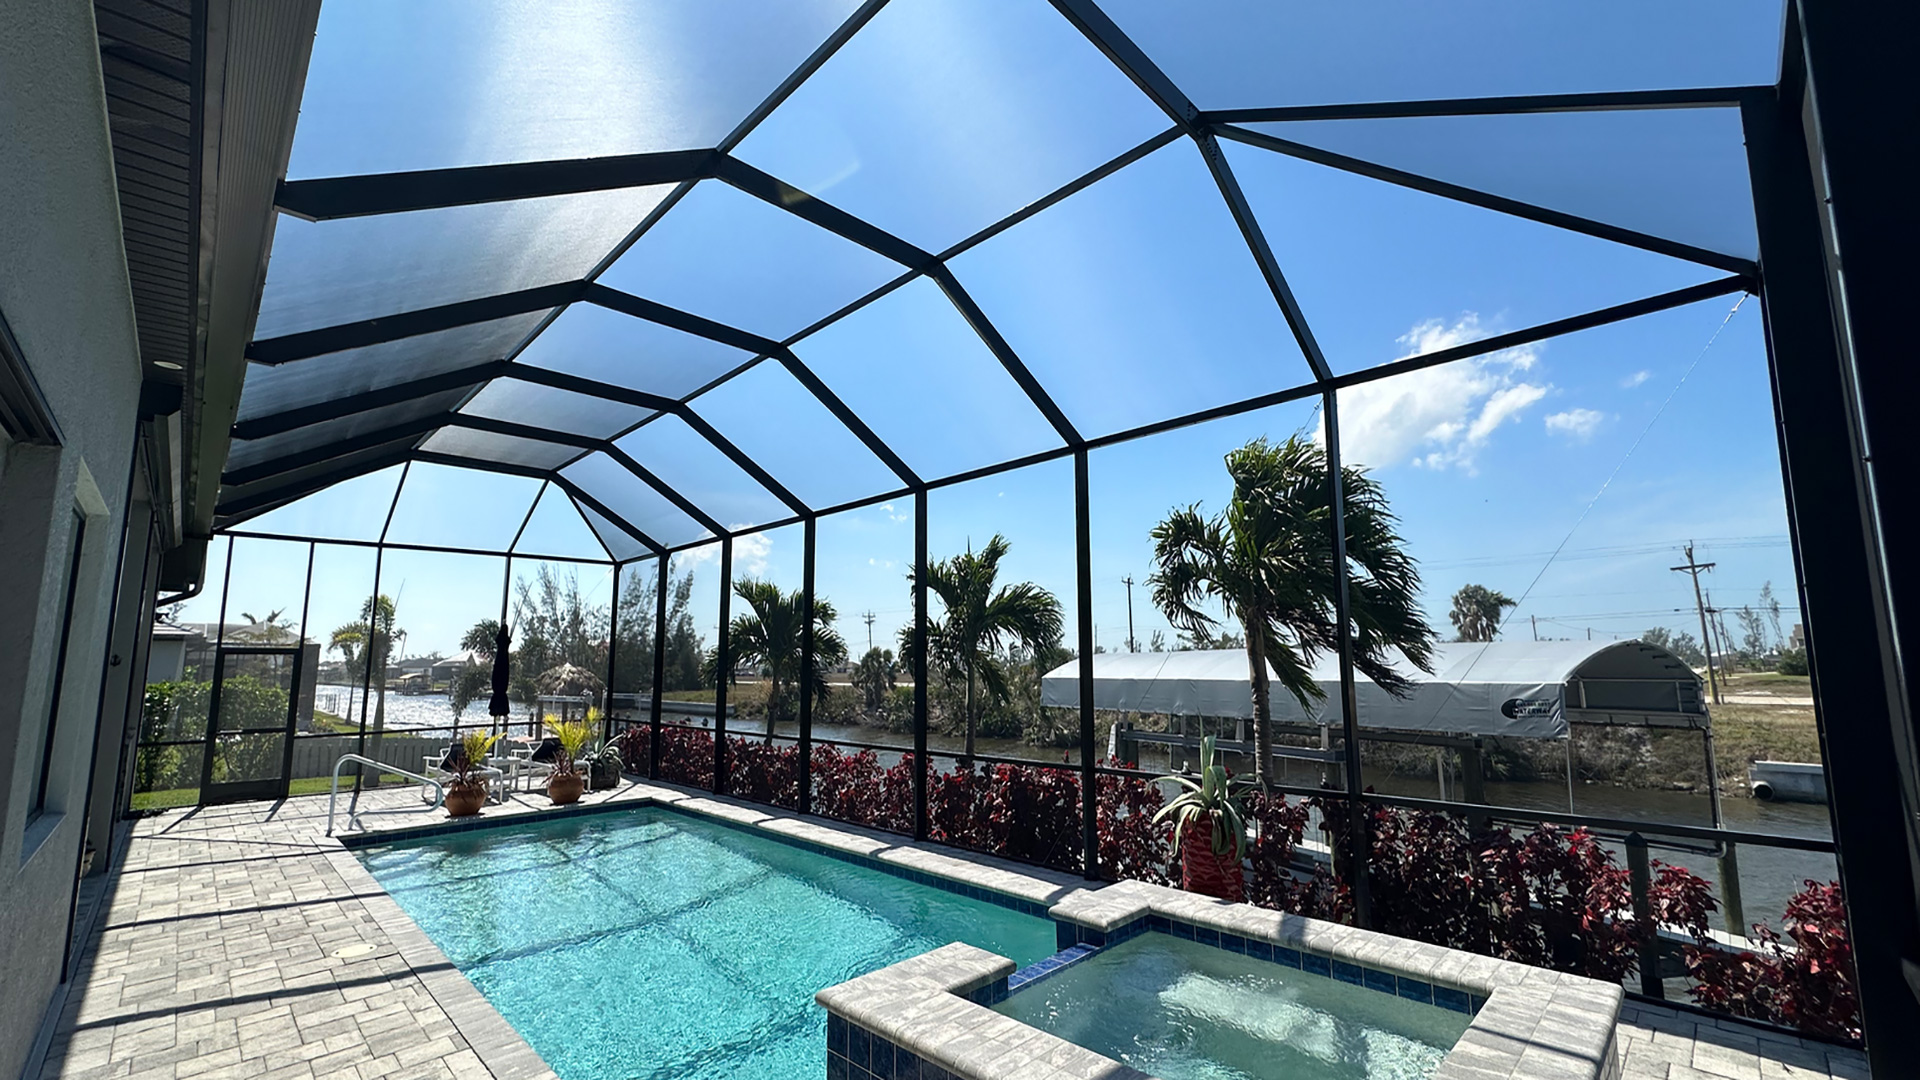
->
xmin=0 ymin=0 xmax=147 ymax=1073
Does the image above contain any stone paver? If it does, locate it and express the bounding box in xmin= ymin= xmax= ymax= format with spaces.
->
xmin=1616 ymin=1002 xmax=1864 ymax=1080
xmin=34 ymin=776 xmax=1875 ymax=1080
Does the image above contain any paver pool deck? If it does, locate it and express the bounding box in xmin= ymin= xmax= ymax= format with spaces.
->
xmin=29 ymin=778 xmax=1868 ymax=1080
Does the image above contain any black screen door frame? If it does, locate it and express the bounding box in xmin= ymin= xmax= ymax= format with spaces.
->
xmin=198 ymin=645 xmax=303 ymax=804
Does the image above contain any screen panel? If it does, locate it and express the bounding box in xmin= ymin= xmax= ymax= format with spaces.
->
xmin=734 ymin=0 xmax=1167 ymax=251
xmin=288 ymin=0 xmax=866 ymax=176
xmin=949 ymin=139 xmax=1312 ymax=438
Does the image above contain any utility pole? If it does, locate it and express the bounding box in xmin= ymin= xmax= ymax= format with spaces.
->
xmin=1531 ymin=614 xmax=1538 ymax=641
xmin=1121 ymin=576 xmax=1137 ymax=652
xmin=862 ymin=610 xmax=875 ymax=653
xmin=1671 ymin=543 xmax=1723 ymax=705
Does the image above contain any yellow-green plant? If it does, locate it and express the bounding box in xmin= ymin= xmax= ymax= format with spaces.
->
xmin=1152 ymin=736 xmax=1251 ymax=860
xmin=546 ymin=718 xmax=596 ymax=776
xmin=450 ymin=731 xmax=503 ymax=787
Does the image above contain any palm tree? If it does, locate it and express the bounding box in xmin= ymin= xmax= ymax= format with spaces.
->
xmin=1149 ymin=436 xmax=1435 ymax=790
xmin=461 ymin=619 xmax=502 ymax=662
xmin=852 ymin=647 xmax=898 ymax=712
xmin=328 ymin=595 xmax=403 ymax=780
xmin=903 ymin=536 xmax=1064 ymax=761
xmin=1449 ymin=584 xmax=1517 ymax=643
xmin=237 ymin=608 xmax=294 ymax=644
xmin=713 ymin=579 xmax=848 ymax=741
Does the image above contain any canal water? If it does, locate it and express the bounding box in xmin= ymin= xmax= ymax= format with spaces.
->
xmin=318 ymin=684 xmax=1832 ymax=932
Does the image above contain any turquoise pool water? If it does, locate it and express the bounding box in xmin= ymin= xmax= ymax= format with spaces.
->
xmin=995 ymin=933 xmax=1472 ymax=1080
xmin=354 ymin=808 xmax=1055 ymax=1080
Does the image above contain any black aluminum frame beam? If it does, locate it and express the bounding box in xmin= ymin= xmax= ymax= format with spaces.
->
xmin=769 ymin=350 xmax=919 ymax=488
xmin=713 ymin=157 xmax=935 ymax=271
xmin=1202 ymin=86 xmax=1766 ymax=125
xmin=928 ymin=266 xmax=1082 ymax=448
xmin=450 ymin=414 xmax=730 ymax=537
xmin=275 ymin=150 xmax=719 ymax=221
xmin=1745 ymin=7 xmax=1920 ymax=1067
xmin=231 ymin=361 xmax=684 ymax=442
xmin=224 ymin=406 xmax=765 ymax=546
xmin=225 ymin=365 xmax=806 ymax=524
xmin=1194 ymin=130 xmax=1333 ymax=380
xmin=630 ymin=273 xmax=1749 ymax=559
xmin=1046 ymin=0 xmax=1199 ymax=131
xmin=230 ymin=359 xmax=512 ymax=439
xmin=223 ymin=413 xmax=446 ymax=486
xmin=1213 ymin=122 xmax=1758 ymax=276
xmin=217 ymin=443 xmax=416 ymax=521
xmin=245 ymin=281 xmax=584 ymax=364
xmin=583 ymin=282 xmax=782 ymax=356
xmin=409 ymin=449 xmax=663 ymax=554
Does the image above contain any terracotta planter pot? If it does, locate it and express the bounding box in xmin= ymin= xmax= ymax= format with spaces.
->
xmin=445 ymin=782 xmax=487 ymax=818
xmin=1179 ymin=817 xmax=1245 ymax=902
xmin=547 ymin=771 xmax=585 ymax=805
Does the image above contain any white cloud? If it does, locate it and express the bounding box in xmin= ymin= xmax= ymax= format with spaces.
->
xmin=733 ymin=531 xmax=771 ymax=575
xmin=1335 ymin=314 xmax=1550 ymax=475
xmin=881 ymin=501 xmax=910 ymax=524
xmin=1545 ymin=408 xmax=1606 ymax=441
xmin=678 ymin=531 xmax=771 ymax=575
xmin=1621 ymin=370 xmax=1652 ymax=389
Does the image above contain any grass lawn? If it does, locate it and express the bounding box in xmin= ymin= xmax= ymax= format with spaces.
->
xmin=1708 ymin=703 xmax=1822 ymax=769
xmin=1716 ymin=671 xmax=1813 ymax=695
xmin=131 ymin=773 xmax=415 ymax=811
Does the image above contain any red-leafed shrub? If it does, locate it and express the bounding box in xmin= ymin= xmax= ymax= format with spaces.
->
xmin=1098 ymin=761 xmax=1174 ymax=886
xmin=729 ymin=737 xmax=800 ymax=809
xmin=1685 ymin=879 xmax=1860 ymax=1040
xmin=657 ymin=725 xmax=713 ymax=789
xmin=1245 ymin=791 xmax=1348 ymax=919
xmin=612 ymin=725 xmax=649 ymax=774
xmin=808 ymin=745 xmax=913 ymax=833
xmin=668 ymin=734 xmax=1861 ymax=1039
xmin=925 ymin=759 xmax=1082 ymax=873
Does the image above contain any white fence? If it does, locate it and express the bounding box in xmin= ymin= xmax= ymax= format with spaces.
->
xmin=291 ymin=735 xmax=444 ymax=781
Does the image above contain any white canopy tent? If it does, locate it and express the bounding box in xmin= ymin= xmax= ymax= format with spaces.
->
xmin=1040 ymin=640 xmax=1707 ymax=740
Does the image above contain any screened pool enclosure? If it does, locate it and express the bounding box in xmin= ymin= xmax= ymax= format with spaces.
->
xmin=131 ymin=0 xmax=1892 ymax=1024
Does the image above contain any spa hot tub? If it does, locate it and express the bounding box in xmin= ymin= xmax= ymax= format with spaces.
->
xmin=994 ymin=931 xmax=1472 ymax=1080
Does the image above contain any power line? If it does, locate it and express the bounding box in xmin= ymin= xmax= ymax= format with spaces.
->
xmin=1489 ymin=296 xmax=1747 ymax=639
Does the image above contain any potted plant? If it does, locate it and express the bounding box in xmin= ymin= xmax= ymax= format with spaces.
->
xmin=445 ymin=731 xmax=503 ymax=818
xmin=1153 ymin=735 xmax=1250 ymax=902
xmin=586 ymin=740 xmax=624 ymax=790
xmin=545 ymin=718 xmax=594 ymax=805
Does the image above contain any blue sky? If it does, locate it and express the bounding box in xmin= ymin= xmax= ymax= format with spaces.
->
xmin=196 ymin=1 xmax=1799 ymax=665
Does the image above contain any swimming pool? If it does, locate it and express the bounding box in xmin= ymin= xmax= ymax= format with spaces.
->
xmin=995 ymin=932 xmax=1472 ymax=1080
xmin=354 ymin=807 xmax=1055 ymax=1080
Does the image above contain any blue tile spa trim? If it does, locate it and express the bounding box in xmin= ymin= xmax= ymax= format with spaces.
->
xmin=1003 ymin=943 xmax=1102 ymax=1000
xmin=338 ymin=796 xmax=1056 ymax=919
xmin=831 ymin=1016 xmax=959 ymax=1080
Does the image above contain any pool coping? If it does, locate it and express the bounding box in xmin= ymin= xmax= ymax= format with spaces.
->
xmin=327 ymin=776 xmax=1099 ymax=1080
xmin=821 ymin=878 xmax=1626 ymax=1080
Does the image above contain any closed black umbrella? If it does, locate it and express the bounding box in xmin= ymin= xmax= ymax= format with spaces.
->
xmin=489 ymin=623 xmax=512 ymax=722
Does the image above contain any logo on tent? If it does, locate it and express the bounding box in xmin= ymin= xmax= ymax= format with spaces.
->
xmin=1500 ymin=697 xmax=1558 ymax=720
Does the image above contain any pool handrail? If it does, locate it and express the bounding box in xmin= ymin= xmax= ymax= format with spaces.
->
xmin=327 ymin=754 xmax=443 ymax=837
